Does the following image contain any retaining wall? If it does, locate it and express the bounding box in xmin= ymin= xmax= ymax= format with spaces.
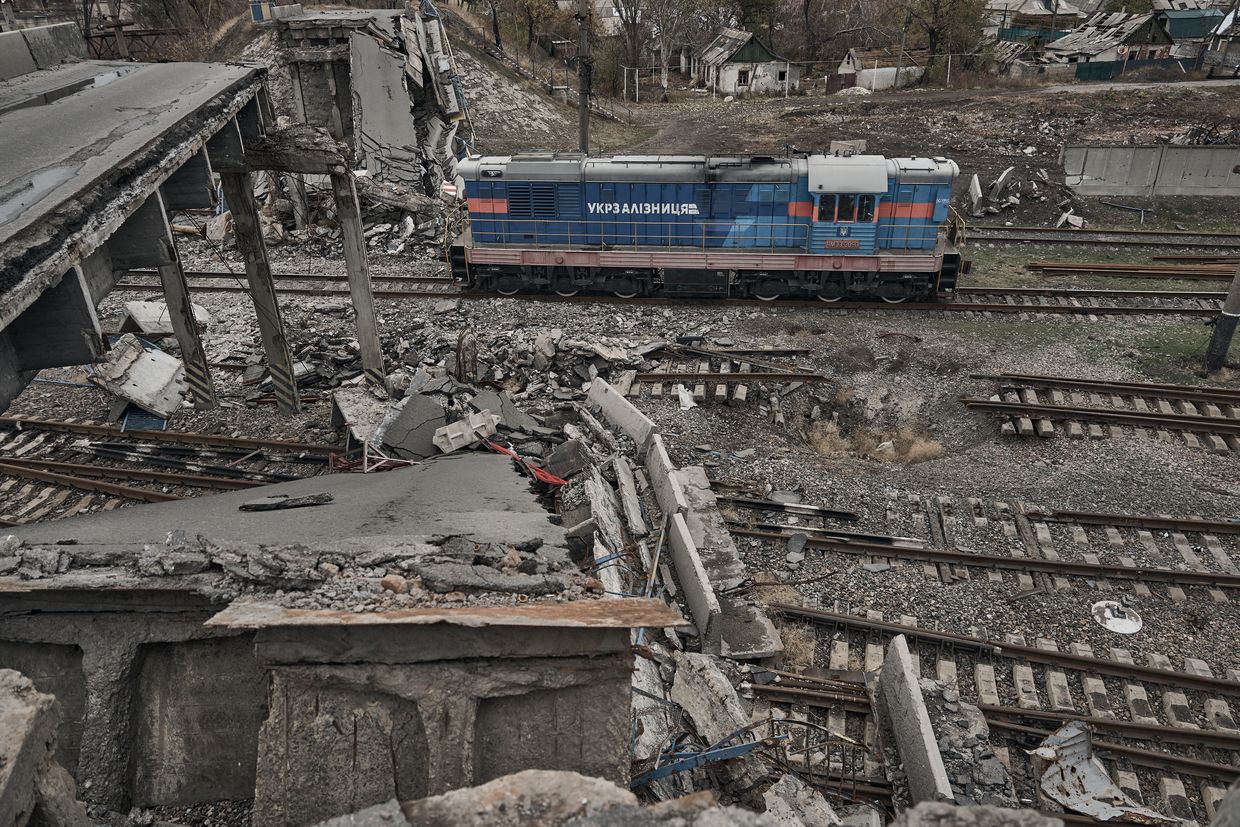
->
xmin=1062 ymin=143 xmax=1240 ymax=197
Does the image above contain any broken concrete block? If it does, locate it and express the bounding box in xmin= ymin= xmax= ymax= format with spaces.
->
xmin=0 ymin=669 xmax=90 ymax=827
xmin=880 ymin=635 xmax=953 ymax=804
xmin=586 ymin=378 xmax=658 ymax=451
xmin=89 ymin=333 xmax=188 ymax=419
xmin=669 ymin=652 xmax=747 ymax=745
xmin=311 ymin=799 xmax=409 ymax=826
xmin=968 ymin=174 xmax=983 ymax=217
xmin=400 ymin=771 xmax=637 ymax=825
xmin=431 ymin=410 xmax=500 ymax=454
xmin=763 ymin=773 xmax=841 ymax=825
xmin=205 ymin=211 xmax=233 ymax=242
xmin=120 ymin=300 xmax=210 ymax=336
xmin=545 ymin=439 xmax=591 ymax=479
xmin=988 ymin=166 xmax=1014 ymax=201
xmin=471 ymin=389 xmax=538 ymax=431
xmin=380 ymin=393 xmax=449 ymax=460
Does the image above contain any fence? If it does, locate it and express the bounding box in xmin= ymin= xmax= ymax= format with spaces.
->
xmin=1061 ymin=143 xmax=1240 ymax=196
xmin=1073 ymin=56 xmax=1187 ymax=81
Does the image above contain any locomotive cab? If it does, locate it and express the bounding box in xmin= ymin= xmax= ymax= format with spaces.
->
xmin=804 ymin=155 xmax=886 ymax=256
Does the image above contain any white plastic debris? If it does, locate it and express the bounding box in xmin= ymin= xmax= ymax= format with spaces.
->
xmin=1090 ymin=600 xmax=1142 ymax=634
xmin=431 ymin=410 xmax=500 ymax=454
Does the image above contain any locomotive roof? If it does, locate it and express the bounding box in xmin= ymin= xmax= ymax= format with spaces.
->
xmin=459 ymin=153 xmax=958 ymax=188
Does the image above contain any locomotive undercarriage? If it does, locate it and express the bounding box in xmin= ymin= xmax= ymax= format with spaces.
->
xmin=466 ymin=263 xmax=941 ymax=303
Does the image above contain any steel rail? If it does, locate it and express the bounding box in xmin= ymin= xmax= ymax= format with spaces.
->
xmin=989 ymin=719 xmax=1240 ymax=781
xmin=125 ymin=268 xmax=457 ymax=284
xmin=635 ymin=371 xmax=827 ymax=382
xmin=111 ymin=282 xmax=1220 ymax=316
xmin=1020 ymin=509 xmax=1240 ymax=536
xmin=742 ymin=521 xmax=925 ymax=546
xmin=85 ymin=446 xmax=299 ymax=484
xmin=969 ymin=236 xmax=1240 ymax=250
xmin=972 ymin=372 xmax=1240 ymax=405
xmin=973 ymin=225 xmax=1240 ymax=239
xmin=1030 ymin=261 xmax=1235 ymax=275
xmin=769 ymin=605 xmax=1240 ymax=695
xmin=0 ymin=417 xmax=338 ymax=455
xmin=751 ymin=685 xmax=872 ymax=713
xmin=961 ymin=398 xmax=1240 ymax=435
xmin=1035 ymin=268 xmax=1235 ymax=280
xmin=716 ymin=496 xmax=860 ymax=522
xmin=0 ymin=461 xmax=183 ymax=503
xmin=979 ymin=705 xmax=1240 ymax=749
xmin=0 ymin=456 xmax=264 ymax=490
xmin=958 ymin=287 xmax=1226 ymax=300
xmin=733 ymin=527 xmax=1240 ymax=588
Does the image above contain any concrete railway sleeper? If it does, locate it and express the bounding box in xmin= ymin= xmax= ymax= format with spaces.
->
xmin=962 ymin=399 xmax=1240 ymax=437
xmin=974 ymin=373 xmax=1240 ymax=407
xmin=0 ymin=417 xmax=337 ymax=456
xmin=732 ymin=527 xmax=1240 ymax=590
xmin=0 ymin=455 xmax=264 ymax=491
xmin=771 ymin=605 xmax=1240 ymax=696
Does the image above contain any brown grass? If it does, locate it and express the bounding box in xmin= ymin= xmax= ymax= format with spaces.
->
xmin=807 ymin=421 xmax=943 ymax=464
xmin=777 ymin=623 xmax=818 ymax=670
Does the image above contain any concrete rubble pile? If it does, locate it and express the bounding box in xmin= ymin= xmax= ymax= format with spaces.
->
xmin=967 ymin=165 xmax=1069 ymax=220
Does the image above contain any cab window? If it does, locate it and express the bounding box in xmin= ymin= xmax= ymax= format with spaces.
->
xmin=835 ymin=194 xmax=858 ymax=223
xmin=858 ymin=195 xmax=875 ymax=221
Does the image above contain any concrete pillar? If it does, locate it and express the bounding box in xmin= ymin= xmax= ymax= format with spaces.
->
xmin=219 ymin=170 xmax=301 ymax=414
xmin=285 ymin=173 xmax=309 ymax=230
xmin=329 ymin=169 xmax=386 ymax=388
xmin=154 ymin=195 xmax=218 ymax=410
xmin=78 ymin=636 xmax=143 ymax=810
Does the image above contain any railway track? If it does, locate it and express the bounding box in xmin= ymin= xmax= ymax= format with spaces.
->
xmin=965 ymin=373 xmax=1240 ymax=449
xmin=115 ymin=269 xmax=1225 ymax=318
xmin=761 ymin=605 xmax=1239 ymax=823
xmin=1029 ymin=261 xmax=1238 ymax=281
xmin=0 ymin=417 xmax=336 ymax=525
xmin=725 ymin=490 xmax=1240 ymax=599
xmin=969 ymin=225 xmax=1240 ymax=250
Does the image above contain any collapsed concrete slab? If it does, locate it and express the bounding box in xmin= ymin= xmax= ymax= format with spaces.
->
xmin=0 ymin=669 xmax=90 ymax=826
xmin=89 ymin=333 xmax=188 ymax=418
xmin=0 ymin=455 xmax=687 ymax=817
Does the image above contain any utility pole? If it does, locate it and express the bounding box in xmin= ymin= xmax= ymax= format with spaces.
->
xmin=1205 ymin=261 xmax=1240 ymax=374
xmin=575 ymin=0 xmax=592 ymax=153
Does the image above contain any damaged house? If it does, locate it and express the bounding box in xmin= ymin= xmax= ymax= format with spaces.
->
xmin=833 ymin=46 xmax=928 ymax=91
xmin=697 ymin=27 xmax=799 ymax=96
xmin=986 ymin=0 xmax=1085 ymax=42
xmin=1042 ymin=12 xmax=1176 ymax=77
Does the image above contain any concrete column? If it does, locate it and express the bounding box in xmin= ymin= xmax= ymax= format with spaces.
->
xmin=155 ymin=231 xmax=218 ymax=408
xmin=285 ymin=173 xmax=309 ymax=230
xmin=219 ymin=170 xmax=301 ymax=413
xmin=329 ymin=168 xmax=386 ymax=388
xmin=420 ymin=691 xmax=477 ymax=794
xmin=78 ymin=635 xmax=143 ymax=809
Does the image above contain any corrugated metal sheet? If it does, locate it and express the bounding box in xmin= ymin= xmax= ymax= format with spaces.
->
xmin=698 ymin=27 xmax=751 ymax=66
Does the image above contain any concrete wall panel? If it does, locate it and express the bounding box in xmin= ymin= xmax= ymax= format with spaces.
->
xmin=0 ymin=640 xmax=84 ymax=773
xmin=473 ymin=682 xmax=630 ymax=784
xmin=130 ymin=635 xmax=266 ymax=807
xmin=20 ymin=23 xmax=86 ymax=69
xmin=0 ymin=29 xmax=38 ymax=80
xmin=1063 ymin=144 xmax=1240 ymax=196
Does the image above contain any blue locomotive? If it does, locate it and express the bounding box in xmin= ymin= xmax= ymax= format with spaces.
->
xmin=449 ymin=152 xmax=964 ymax=303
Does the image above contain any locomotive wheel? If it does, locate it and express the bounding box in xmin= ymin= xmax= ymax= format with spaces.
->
xmin=613 ymin=290 xmax=638 ymax=299
xmin=817 ymin=293 xmax=843 ymax=303
xmin=880 ymin=295 xmax=908 ymax=304
xmin=753 ymin=279 xmax=783 ymax=301
xmin=494 ymin=275 xmax=521 ymax=296
xmin=554 ymin=286 xmax=579 ymax=297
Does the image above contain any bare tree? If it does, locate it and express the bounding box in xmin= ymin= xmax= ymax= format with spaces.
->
xmin=612 ymin=0 xmax=646 ymax=72
xmin=646 ymin=0 xmax=695 ymax=89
